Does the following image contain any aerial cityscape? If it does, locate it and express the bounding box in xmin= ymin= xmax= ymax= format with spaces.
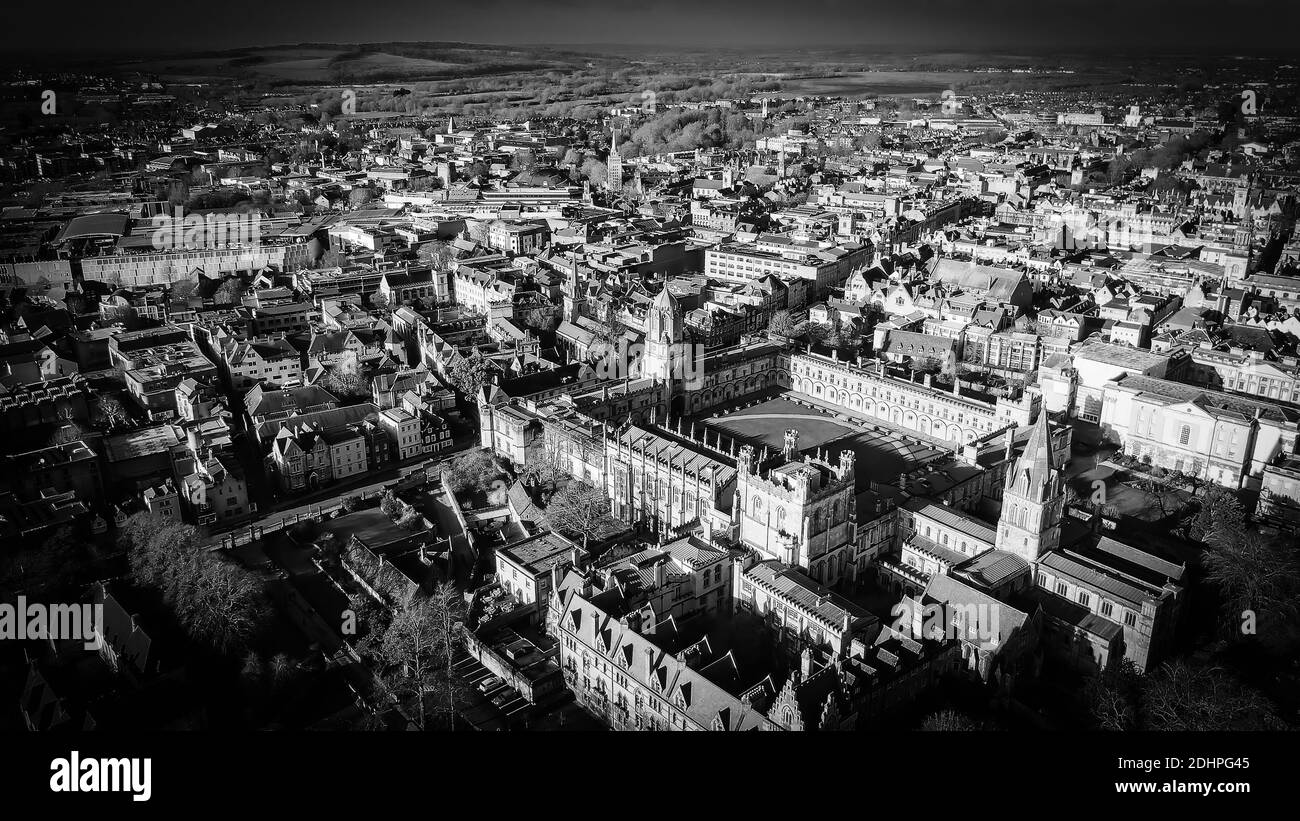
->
xmin=1 ymin=2 xmax=1297 ymax=755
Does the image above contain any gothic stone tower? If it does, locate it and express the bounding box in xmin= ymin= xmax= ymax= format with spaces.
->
xmin=607 ymin=126 xmax=624 ymax=193
xmin=735 ymin=445 xmax=857 ymax=584
xmin=643 ymin=285 xmax=682 ymax=382
xmin=996 ymin=411 xmax=1064 ymax=565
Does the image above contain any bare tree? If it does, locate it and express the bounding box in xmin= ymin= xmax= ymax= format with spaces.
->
xmin=1202 ymin=529 xmax=1300 ymax=639
xmin=92 ymin=394 xmax=129 ymax=430
xmin=429 ymin=581 xmax=464 ymax=730
xmin=920 ymin=709 xmax=978 ymax=731
xmin=546 ymin=480 xmax=620 ymax=550
xmin=1141 ymin=660 xmax=1285 ymax=731
xmin=364 ymin=592 xmax=463 ymax=731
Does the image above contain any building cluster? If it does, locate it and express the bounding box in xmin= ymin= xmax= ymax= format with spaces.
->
xmin=3 ymin=62 xmax=1298 ymax=730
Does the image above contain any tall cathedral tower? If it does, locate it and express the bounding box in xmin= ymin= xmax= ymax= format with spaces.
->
xmin=643 ymin=285 xmax=682 ymax=381
xmin=996 ymin=412 xmax=1064 ymax=565
xmin=607 ymin=127 xmax=624 ymax=192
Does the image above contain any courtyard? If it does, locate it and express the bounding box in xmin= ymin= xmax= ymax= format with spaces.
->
xmin=705 ymin=395 xmax=944 ymax=488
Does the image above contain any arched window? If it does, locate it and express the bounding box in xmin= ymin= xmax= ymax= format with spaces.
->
xmin=1178 ymin=425 xmax=1191 ymax=446
xmin=775 ymin=507 xmax=785 ymax=528
xmin=752 ymin=496 xmax=763 ymax=516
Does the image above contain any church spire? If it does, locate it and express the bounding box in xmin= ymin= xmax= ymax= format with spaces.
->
xmin=996 ymin=409 xmax=1064 ymax=563
xmin=1017 ymin=410 xmax=1057 ymax=494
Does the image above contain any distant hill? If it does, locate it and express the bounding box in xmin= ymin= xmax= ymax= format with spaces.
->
xmin=68 ymin=42 xmax=629 ymax=86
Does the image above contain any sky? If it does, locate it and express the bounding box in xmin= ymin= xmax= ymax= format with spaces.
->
xmin=3 ymin=0 xmax=1294 ymax=55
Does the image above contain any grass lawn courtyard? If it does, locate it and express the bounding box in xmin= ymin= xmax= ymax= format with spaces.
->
xmin=704 ymin=396 xmax=943 ymax=488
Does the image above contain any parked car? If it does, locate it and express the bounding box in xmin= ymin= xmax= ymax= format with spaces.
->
xmin=477 ymin=676 xmax=503 ymax=693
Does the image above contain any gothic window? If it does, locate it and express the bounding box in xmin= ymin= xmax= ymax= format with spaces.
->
xmin=775 ymin=507 xmax=785 ymax=528
xmin=752 ymin=496 xmax=763 ymax=516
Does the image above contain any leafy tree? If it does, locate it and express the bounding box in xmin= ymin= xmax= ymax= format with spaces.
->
xmin=321 ymin=353 xmax=372 ymax=399
xmin=379 ymin=489 xmax=407 ymax=521
xmin=348 ymin=187 xmax=375 ymax=209
xmin=546 ymin=480 xmax=620 ymax=549
xmin=445 ymin=449 xmax=502 ymax=495
xmin=446 ymin=354 xmax=492 ymax=399
xmin=417 ymin=240 xmax=455 ymax=272
xmin=579 ymin=157 xmax=607 ymax=188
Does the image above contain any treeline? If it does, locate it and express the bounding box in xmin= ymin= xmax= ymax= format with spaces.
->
xmin=614 ymin=107 xmax=775 ymax=157
xmin=120 ymin=513 xmax=271 ymax=655
xmin=1127 ymin=130 xmax=1219 ymax=170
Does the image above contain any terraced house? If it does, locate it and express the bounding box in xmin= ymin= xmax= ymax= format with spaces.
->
xmin=550 ymin=569 xmax=779 ymax=732
xmin=220 ymin=335 xmax=303 ymax=390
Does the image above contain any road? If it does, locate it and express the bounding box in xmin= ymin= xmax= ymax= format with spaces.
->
xmin=206 ymin=442 xmax=475 ymax=548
